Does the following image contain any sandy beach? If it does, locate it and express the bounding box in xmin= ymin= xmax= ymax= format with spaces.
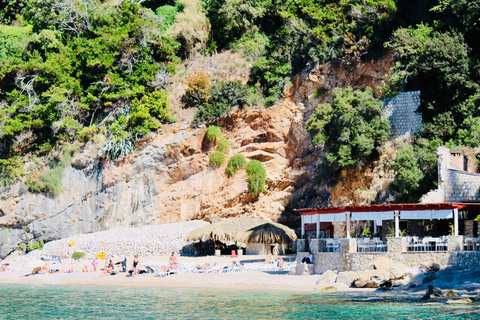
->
xmin=0 ymin=254 xmax=369 ymax=293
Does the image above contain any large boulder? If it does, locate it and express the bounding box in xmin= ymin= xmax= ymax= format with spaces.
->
xmin=316 ymin=270 xmax=338 ymax=285
xmin=336 ymin=271 xmax=358 ymax=286
xmin=363 ymin=257 xmax=408 ymax=279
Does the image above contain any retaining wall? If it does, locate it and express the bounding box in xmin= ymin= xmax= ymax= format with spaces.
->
xmin=297 ymin=236 xmax=480 ymax=274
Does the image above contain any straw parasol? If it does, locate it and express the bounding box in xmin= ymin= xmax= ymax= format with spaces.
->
xmin=186 ymin=217 xmax=266 ymax=243
xmin=22 ymin=259 xmax=46 ymax=269
xmin=239 ymin=222 xmax=297 ymax=244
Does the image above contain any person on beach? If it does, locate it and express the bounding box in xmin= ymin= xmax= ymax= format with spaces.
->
xmin=31 ymin=267 xmax=41 ymax=275
xmin=133 ymin=255 xmax=139 ymax=276
xmin=91 ymin=259 xmax=98 ymax=272
xmin=264 ymin=253 xmax=275 ymax=264
xmin=1 ymin=263 xmax=9 ymax=271
xmin=102 ymin=260 xmax=114 ymax=276
xmin=169 ymin=252 xmax=178 ymax=269
xmin=273 ymin=243 xmax=279 ymax=257
xmin=121 ymin=257 xmax=127 ymax=272
xmin=302 ymin=252 xmax=314 ymax=264
xmin=82 ymin=265 xmax=88 ymax=273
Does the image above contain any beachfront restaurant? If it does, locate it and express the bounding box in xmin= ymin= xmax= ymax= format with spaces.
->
xmin=294 ymin=203 xmax=480 ymax=274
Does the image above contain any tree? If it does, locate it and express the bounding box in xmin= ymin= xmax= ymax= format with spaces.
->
xmin=306 ymin=87 xmax=391 ymax=167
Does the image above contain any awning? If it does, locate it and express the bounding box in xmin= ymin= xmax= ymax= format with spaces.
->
xmin=351 ymin=211 xmax=394 ymax=221
xmin=401 ymin=209 xmax=453 ymax=220
xmin=299 ymin=222 xmax=333 ymax=231
xmin=303 ymin=212 xmax=347 ymax=223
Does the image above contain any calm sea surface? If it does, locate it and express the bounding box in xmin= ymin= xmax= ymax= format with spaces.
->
xmin=1 ymin=284 xmax=479 ymax=319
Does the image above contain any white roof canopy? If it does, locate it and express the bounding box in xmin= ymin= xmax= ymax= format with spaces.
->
xmin=401 ymin=209 xmax=453 ymax=220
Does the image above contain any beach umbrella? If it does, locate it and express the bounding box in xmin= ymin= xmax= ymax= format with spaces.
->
xmin=239 ymin=222 xmax=298 ymax=244
xmin=22 ymin=259 xmax=46 ymax=269
xmin=186 ymin=217 xmax=267 ymax=243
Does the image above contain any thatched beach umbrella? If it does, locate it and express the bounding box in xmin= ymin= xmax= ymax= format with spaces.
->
xmin=240 ymin=222 xmax=297 ymax=244
xmin=186 ymin=217 xmax=266 ymax=243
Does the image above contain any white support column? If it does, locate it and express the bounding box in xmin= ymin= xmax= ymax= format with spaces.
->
xmin=346 ymin=212 xmax=351 ymax=239
xmin=316 ymin=214 xmax=320 ymax=238
xmin=395 ymin=210 xmax=400 ymax=237
xmin=454 ymin=208 xmax=459 ymax=236
xmin=301 ymin=215 xmax=305 ymax=237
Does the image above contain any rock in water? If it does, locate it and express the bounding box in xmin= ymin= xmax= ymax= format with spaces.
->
xmin=316 ymin=286 xmax=338 ymax=293
xmin=446 ymin=298 xmax=474 ymax=304
xmin=427 ymin=285 xmax=442 ymax=297
xmin=443 ymin=290 xmax=458 ymax=297
xmin=421 ymin=294 xmax=430 ymax=301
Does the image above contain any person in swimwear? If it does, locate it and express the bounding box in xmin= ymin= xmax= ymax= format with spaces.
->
xmin=133 ymin=255 xmax=139 ymax=276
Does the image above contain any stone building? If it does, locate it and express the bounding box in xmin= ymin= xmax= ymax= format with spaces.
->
xmin=421 ymin=146 xmax=480 ymax=204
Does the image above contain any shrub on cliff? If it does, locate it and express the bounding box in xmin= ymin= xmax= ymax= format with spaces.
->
xmin=216 ymin=137 xmax=230 ymax=153
xmin=194 ymin=80 xmax=250 ymax=123
xmin=225 ymin=154 xmax=247 ymax=177
xmin=306 ymin=87 xmax=391 ymax=167
xmin=184 ymin=70 xmax=211 ymax=108
xmin=246 ymin=159 xmax=266 ymax=196
xmin=209 ymin=151 xmax=227 ymax=167
xmin=206 ymin=125 xmax=222 ymax=142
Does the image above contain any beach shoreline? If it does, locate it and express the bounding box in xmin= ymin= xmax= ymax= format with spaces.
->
xmin=0 ymin=254 xmax=377 ymax=293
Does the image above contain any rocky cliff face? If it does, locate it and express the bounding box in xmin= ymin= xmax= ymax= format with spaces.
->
xmin=0 ymin=53 xmax=395 ymax=259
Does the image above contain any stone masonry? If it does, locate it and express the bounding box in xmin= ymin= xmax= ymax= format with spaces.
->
xmin=421 ymin=147 xmax=480 ymax=203
xmin=297 ymin=236 xmax=480 ymax=274
xmin=382 ymin=91 xmax=422 ymax=139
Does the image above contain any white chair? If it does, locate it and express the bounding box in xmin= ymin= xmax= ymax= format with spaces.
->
xmin=376 ymin=241 xmax=387 ymax=252
xmin=436 ymin=239 xmax=447 ymax=251
xmin=357 ymin=238 xmax=368 ymax=252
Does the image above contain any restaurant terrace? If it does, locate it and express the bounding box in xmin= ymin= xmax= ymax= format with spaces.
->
xmin=294 ymin=203 xmax=480 ymax=274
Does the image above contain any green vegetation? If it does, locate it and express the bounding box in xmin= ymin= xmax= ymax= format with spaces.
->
xmin=193 ymin=80 xmax=250 ymax=123
xmin=26 ymin=151 xmax=72 ymax=195
xmin=225 ymin=154 xmax=247 ymax=177
xmin=205 ymin=125 xmax=222 ymax=142
xmin=246 ymin=159 xmax=266 ymax=196
xmin=216 ymin=137 xmax=230 ymax=153
xmin=306 ymin=87 xmax=391 ymax=167
xmin=26 ymin=240 xmax=44 ymax=253
xmin=2 ymin=0 xmax=480 ymax=204
xmin=209 ymin=151 xmax=227 ymax=167
xmin=184 ymin=71 xmax=211 ymax=108
xmin=72 ymin=251 xmax=85 ymax=260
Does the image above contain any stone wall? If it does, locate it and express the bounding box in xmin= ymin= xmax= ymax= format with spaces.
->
xmin=421 ymin=146 xmax=480 ymax=203
xmin=297 ymin=236 xmax=480 ymax=274
xmin=382 ymin=91 xmax=422 ymax=139
xmin=443 ymin=170 xmax=480 ymax=202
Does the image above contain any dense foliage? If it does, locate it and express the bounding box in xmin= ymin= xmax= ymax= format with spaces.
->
xmin=0 ymin=0 xmax=182 ymax=187
xmin=193 ymin=80 xmax=251 ymax=123
xmin=3 ymin=0 xmax=480 ymax=203
xmin=205 ymin=125 xmax=222 ymax=142
xmin=209 ymin=150 xmax=226 ymax=167
xmin=246 ymin=159 xmax=266 ymax=196
xmin=206 ymin=0 xmax=397 ymax=104
xmin=225 ymin=153 xmax=247 ymax=177
xmin=306 ymin=87 xmax=391 ymax=167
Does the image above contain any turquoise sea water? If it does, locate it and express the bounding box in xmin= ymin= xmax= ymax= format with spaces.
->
xmin=1 ymin=284 xmax=479 ymax=319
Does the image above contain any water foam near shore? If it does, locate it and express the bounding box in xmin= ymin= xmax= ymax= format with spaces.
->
xmin=1 ymin=284 xmax=479 ymax=319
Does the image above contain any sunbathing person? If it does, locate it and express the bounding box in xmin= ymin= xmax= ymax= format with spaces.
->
xmin=169 ymin=254 xmax=179 ymax=270
xmin=276 ymin=257 xmax=285 ymax=268
xmin=264 ymin=253 xmax=275 ymax=264
xmin=31 ymin=267 xmax=41 ymax=275
xmin=82 ymin=265 xmax=88 ymax=273
xmin=102 ymin=260 xmax=115 ymax=276
xmin=1 ymin=263 xmax=9 ymax=271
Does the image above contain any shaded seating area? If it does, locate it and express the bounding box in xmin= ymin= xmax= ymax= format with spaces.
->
xmin=357 ymin=238 xmax=387 ymax=252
